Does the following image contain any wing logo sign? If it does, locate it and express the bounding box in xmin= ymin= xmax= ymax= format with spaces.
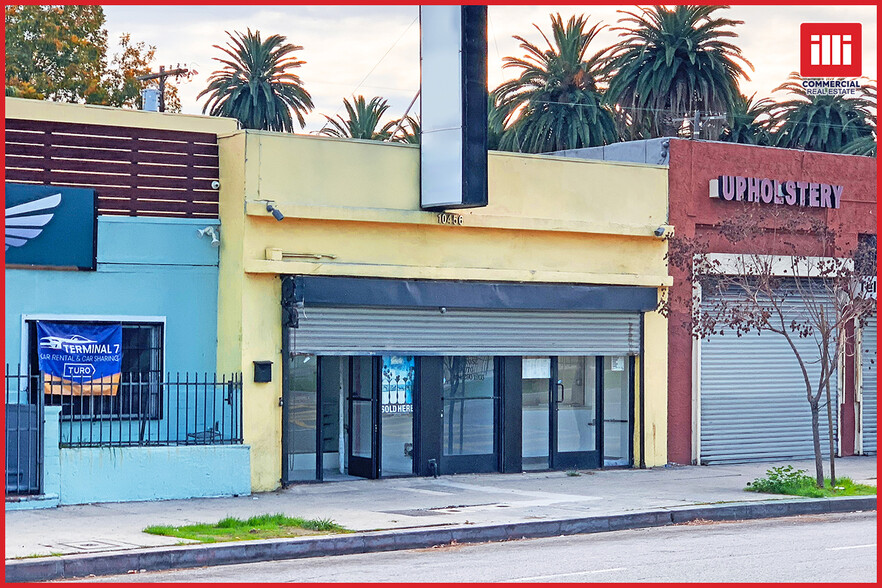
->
xmin=5 ymin=192 xmax=62 ymax=251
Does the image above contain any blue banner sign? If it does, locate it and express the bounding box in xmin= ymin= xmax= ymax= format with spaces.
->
xmin=37 ymin=322 xmax=122 ymax=396
xmin=5 ymin=183 xmax=97 ymax=269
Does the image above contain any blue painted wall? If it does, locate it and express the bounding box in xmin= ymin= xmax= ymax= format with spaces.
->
xmin=4 ymin=216 xmax=249 ymax=504
xmin=5 ymin=216 xmax=220 ymax=372
xmin=59 ymin=445 xmax=251 ymax=504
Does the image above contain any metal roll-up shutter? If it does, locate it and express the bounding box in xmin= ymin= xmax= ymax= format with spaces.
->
xmin=289 ymin=307 xmax=641 ymax=356
xmin=700 ymin=287 xmax=837 ymax=464
xmin=861 ymin=316 xmax=876 ymax=454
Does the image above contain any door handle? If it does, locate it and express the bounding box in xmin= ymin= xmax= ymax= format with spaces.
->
xmin=556 ymin=381 xmax=564 ymax=403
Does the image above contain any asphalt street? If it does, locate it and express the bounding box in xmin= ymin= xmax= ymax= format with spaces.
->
xmin=66 ymin=511 xmax=876 ymax=583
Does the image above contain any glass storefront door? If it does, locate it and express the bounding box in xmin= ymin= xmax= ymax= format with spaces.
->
xmin=552 ymin=357 xmax=600 ymax=470
xmin=520 ymin=357 xmax=602 ymax=471
xmin=441 ymin=356 xmax=498 ymax=474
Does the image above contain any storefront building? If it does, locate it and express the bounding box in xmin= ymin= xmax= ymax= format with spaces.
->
xmin=216 ymin=132 xmax=671 ymax=491
xmin=559 ymin=138 xmax=876 ymax=464
xmin=5 ymin=99 xmax=249 ymax=507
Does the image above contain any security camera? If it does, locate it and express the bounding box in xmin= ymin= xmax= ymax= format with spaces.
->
xmin=653 ymin=225 xmax=674 ymax=239
xmin=266 ymin=203 xmax=284 ymax=221
xmin=196 ymin=226 xmax=220 ymax=247
xmin=211 ymin=180 xmax=220 ymax=190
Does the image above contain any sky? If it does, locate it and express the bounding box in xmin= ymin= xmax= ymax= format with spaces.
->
xmin=102 ymin=5 xmax=878 ymax=133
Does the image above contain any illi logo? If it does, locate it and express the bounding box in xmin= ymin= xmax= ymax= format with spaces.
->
xmin=800 ymin=23 xmax=862 ymax=78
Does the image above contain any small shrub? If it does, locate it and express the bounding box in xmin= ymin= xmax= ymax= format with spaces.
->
xmin=746 ymin=466 xmax=876 ymax=497
xmin=746 ymin=465 xmax=816 ymax=494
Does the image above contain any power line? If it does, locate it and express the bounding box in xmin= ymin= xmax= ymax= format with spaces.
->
xmin=317 ymin=14 xmax=418 ymax=133
xmin=515 ymin=99 xmax=877 ymax=131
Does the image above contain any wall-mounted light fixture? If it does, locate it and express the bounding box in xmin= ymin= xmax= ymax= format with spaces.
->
xmin=266 ymin=203 xmax=284 ymax=221
xmin=196 ymin=226 xmax=220 ymax=247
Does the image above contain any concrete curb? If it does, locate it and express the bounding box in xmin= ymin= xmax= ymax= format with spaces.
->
xmin=6 ymin=496 xmax=875 ymax=582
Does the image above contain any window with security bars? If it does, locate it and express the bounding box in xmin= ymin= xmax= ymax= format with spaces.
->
xmin=28 ymin=321 xmax=163 ymax=419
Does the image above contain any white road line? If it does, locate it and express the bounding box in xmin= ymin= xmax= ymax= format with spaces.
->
xmin=826 ymin=544 xmax=876 ymax=551
xmin=507 ymin=567 xmax=627 ymax=582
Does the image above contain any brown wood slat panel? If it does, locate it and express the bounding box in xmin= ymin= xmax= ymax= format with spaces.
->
xmin=120 ymin=199 xmax=217 ymax=214
xmin=7 ymin=144 xmax=219 ymax=168
xmin=47 ymin=133 xmax=136 ymax=151
xmin=20 ymin=170 xmax=133 ymax=187
xmin=14 ymin=129 xmax=217 ymax=156
xmin=6 ymin=168 xmax=51 ymax=183
xmin=8 ymin=167 xmax=216 ymax=192
xmin=6 ymin=118 xmax=221 ymax=218
xmin=5 ymin=155 xmax=47 ymax=170
xmin=42 ymin=158 xmax=134 ymax=175
xmin=7 ymin=153 xmax=219 ymax=176
xmin=7 ymin=118 xmax=218 ymax=145
xmin=98 ymin=187 xmax=219 ymax=204
xmin=140 ymin=141 xmax=218 ymax=157
xmin=6 ymin=169 xmax=218 ymax=202
xmin=7 ymin=143 xmax=129 ymax=161
xmin=133 ymin=175 xmax=216 ymax=191
xmin=6 ymin=130 xmax=48 ymax=145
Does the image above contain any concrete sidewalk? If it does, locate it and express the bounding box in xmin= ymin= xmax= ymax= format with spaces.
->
xmin=5 ymin=457 xmax=876 ymax=580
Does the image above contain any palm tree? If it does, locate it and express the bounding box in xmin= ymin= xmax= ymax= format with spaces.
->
xmin=719 ymin=93 xmax=774 ymax=145
xmin=318 ymin=95 xmax=397 ymax=141
xmin=842 ymin=134 xmax=877 ymax=157
xmin=388 ymin=114 xmax=420 ymax=144
xmin=487 ymin=91 xmax=509 ymax=151
xmin=198 ymin=29 xmax=314 ymax=132
xmin=605 ymin=5 xmax=753 ymax=139
xmin=492 ymin=13 xmax=618 ymax=153
xmin=769 ymin=74 xmax=876 ymax=154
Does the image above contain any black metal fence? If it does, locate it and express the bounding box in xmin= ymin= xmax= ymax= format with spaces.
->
xmin=6 ymin=367 xmax=243 ymax=458
xmin=5 ymin=369 xmax=43 ymax=495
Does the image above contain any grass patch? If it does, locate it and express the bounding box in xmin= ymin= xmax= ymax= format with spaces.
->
xmin=746 ymin=465 xmax=877 ymax=498
xmin=144 ymin=513 xmax=350 ymax=543
xmin=15 ymin=552 xmax=64 ymax=559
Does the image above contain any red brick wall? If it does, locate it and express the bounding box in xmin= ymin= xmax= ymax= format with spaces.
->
xmin=666 ymin=139 xmax=877 ymax=464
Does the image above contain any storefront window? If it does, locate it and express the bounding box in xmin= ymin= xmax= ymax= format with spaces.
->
xmin=381 ymin=356 xmax=414 ymax=475
xmin=286 ymin=354 xmax=317 ymax=481
xmin=603 ymin=356 xmax=631 ymax=466
xmin=442 ymin=356 xmax=495 ymax=456
xmin=522 ymin=357 xmax=550 ymax=470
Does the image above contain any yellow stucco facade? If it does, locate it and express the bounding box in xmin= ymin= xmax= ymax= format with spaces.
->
xmin=216 ymin=130 xmax=671 ymax=491
xmin=6 ymin=97 xmax=239 ymax=134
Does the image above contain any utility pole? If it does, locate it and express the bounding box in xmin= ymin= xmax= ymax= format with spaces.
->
xmin=135 ymin=65 xmax=190 ymax=112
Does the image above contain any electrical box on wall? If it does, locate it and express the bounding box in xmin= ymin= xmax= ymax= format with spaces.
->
xmin=253 ymin=361 xmax=273 ymax=383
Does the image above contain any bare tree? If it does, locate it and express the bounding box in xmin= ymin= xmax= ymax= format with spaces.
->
xmin=662 ymin=204 xmax=876 ymax=488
